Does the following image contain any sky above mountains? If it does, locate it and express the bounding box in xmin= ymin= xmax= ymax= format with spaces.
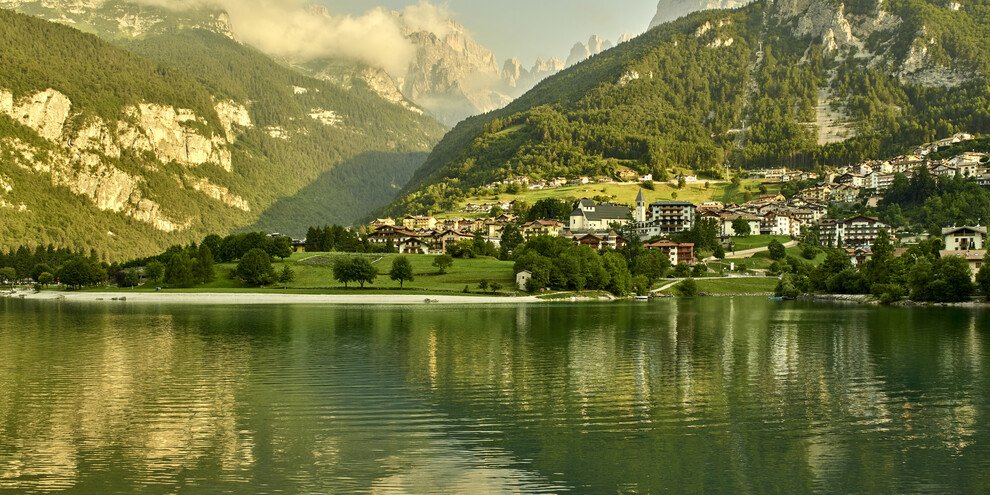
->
xmin=320 ymin=0 xmax=659 ymax=65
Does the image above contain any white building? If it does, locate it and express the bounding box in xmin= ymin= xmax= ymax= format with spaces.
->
xmin=942 ymin=226 xmax=986 ymax=251
xmin=570 ymin=199 xmax=632 ymax=232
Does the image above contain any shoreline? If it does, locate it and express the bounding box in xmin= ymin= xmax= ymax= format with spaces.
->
xmin=9 ymin=290 xmax=546 ymax=306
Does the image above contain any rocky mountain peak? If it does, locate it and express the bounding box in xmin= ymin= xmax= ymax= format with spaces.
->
xmin=649 ymin=0 xmax=753 ymax=29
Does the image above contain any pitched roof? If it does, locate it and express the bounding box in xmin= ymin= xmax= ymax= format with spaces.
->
xmin=942 ymin=226 xmax=987 ymax=236
xmin=571 ymin=204 xmax=631 ymax=222
xmin=939 ymin=250 xmax=987 ymax=261
xmin=636 ymin=189 xmax=645 ymax=203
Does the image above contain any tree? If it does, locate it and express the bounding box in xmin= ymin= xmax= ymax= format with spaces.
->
xmin=272 ymin=236 xmax=293 ymax=261
xmin=500 ymin=223 xmax=524 ymax=257
xmin=489 ymin=281 xmax=503 ymax=294
xmin=489 ymin=205 xmax=504 ymax=217
xmin=279 ymin=265 xmax=295 ymax=284
xmin=195 ymin=244 xmax=215 ymax=284
xmin=632 ymin=275 xmax=651 ymax=296
xmin=768 ymin=239 xmax=786 ymax=260
xmin=0 ymin=267 xmax=16 ymax=287
xmin=433 ymin=254 xmax=454 ymax=274
xmin=679 ymin=278 xmax=698 ymax=296
xmin=56 ymin=258 xmax=101 ymax=289
xmin=122 ymin=269 xmax=140 ymax=288
xmin=145 ymin=260 xmax=165 ymax=284
xmin=677 ymin=176 xmax=686 ymax=189
xmin=38 ymin=272 xmax=54 ymax=287
xmin=526 ymin=198 xmax=570 ymax=222
xmin=389 ymin=256 xmax=414 ymax=288
xmin=931 ymin=256 xmax=975 ymax=302
xmin=976 ymin=251 xmax=990 ymax=300
xmin=731 ymin=218 xmax=751 ymax=237
xmin=713 ymin=243 xmax=726 ymax=259
xmin=350 ymin=257 xmax=378 ymax=288
xmin=31 ymin=263 xmax=53 ymax=281
xmin=477 ymin=279 xmax=489 ymax=292
xmin=236 ymin=249 xmax=276 ymax=287
xmin=333 ymin=257 xmax=356 ymax=288
xmin=164 ymin=253 xmax=195 ymax=288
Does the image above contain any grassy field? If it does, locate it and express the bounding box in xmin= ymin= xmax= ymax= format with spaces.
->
xmin=785 ymin=246 xmax=827 ymax=265
xmin=729 ymin=235 xmax=792 ymax=251
xmin=441 ymin=179 xmax=779 ymax=219
xmin=89 ymin=253 xmax=517 ymax=294
xmin=665 ymin=277 xmax=780 ymax=295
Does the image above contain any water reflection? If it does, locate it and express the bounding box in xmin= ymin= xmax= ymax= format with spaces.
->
xmin=0 ymin=299 xmax=988 ymax=493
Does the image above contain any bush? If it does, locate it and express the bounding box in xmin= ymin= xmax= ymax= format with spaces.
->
xmin=678 ymin=278 xmax=698 ymax=296
xmin=433 ymin=254 xmax=454 ymax=274
xmin=768 ymin=239 xmax=786 ymax=260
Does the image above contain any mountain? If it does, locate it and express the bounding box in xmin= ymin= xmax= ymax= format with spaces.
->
xmin=0 ymin=8 xmax=445 ymax=259
xmin=649 ymin=0 xmax=753 ymax=28
xmin=374 ymin=0 xmax=990 ymax=218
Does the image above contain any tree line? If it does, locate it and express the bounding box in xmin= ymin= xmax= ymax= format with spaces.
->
xmin=775 ymin=229 xmax=990 ymax=303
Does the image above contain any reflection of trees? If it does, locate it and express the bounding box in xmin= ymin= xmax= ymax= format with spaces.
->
xmin=1 ymin=301 xmax=987 ymax=493
xmin=400 ymin=301 xmax=990 ymax=493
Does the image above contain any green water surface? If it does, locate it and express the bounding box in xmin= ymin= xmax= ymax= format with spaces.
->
xmin=0 ymin=298 xmax=988 ymax=493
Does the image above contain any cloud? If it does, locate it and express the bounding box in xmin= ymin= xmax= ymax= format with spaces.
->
xmin=399 ymin=1 xmax=452 ymax=38
xmin=124 ymin=0 xmax=455 ymax=77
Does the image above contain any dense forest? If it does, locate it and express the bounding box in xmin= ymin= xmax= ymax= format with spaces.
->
xmin=374 ymin=0 xmax=990 ymax=219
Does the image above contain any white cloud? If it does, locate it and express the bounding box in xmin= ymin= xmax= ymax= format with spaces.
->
xmin=124 ymin=0 xmax=455 ymax=76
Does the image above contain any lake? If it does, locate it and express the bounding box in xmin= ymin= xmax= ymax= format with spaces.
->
xmin=1 ymin=297 xmax=988 ymax=493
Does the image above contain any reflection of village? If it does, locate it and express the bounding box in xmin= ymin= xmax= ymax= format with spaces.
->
xmin=400 ymin=301 xmax=988 ymax=490
xmin=0 ymin=302 xmax=987 ymax=491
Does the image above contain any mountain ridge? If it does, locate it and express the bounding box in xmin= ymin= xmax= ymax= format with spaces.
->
xmin=0 ymin=9 xmax=445 ymax=258
xmin=372 ymin=0 xmax=990 ymax=219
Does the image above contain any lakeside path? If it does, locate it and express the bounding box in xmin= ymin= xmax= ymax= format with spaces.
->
xmin=17 ymin=291 xmax=545 ymax=306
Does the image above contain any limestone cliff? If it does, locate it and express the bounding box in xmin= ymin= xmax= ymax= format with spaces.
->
xmin=0 ymin=88 xmax=252 ymax=232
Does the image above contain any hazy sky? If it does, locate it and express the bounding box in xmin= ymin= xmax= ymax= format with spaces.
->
xmin=319 ymin=0 xmax=659 ymax=65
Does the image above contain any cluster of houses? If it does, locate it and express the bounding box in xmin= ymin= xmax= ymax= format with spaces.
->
xmin=768 ymin=133 xmax=990 ymax=199
xmin=482 ymin=175 xmax=600 ymax=192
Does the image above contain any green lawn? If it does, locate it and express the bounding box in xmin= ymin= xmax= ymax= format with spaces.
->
xmin=88 ymin=253 xmax=517 ymax=295
xmin=785 ymin=246 xmax=827 ymax=266
xmin=674 ymin=277 xmax=780 ymax=295
xmin=439 ymin=179 xmax=778 ymax=219
xmin=729 ymin=235 xmax=791 ymax=252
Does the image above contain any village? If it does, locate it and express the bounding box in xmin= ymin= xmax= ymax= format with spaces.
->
xmin=327 ymin=132 xmax=989 ymax=275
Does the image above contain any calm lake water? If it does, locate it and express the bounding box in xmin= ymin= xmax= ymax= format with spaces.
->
xmin=1 ymin=297 xmax=988 ymax=493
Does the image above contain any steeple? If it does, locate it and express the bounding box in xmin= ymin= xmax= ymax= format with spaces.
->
xmin=634 ymin=189 xmax=646 ymax=222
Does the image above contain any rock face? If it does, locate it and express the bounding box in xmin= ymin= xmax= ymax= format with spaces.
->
xmin=565 ymin=35 xmax=615 ymax=67
xmin=649 ymin=0 xmax=754 ymax=28
xmin=4 ymin=89 xmax=71 ymax=141
xmin=0 ymin=0 xmax=233 ymax=39
xmin=0 ymin=87 xmax=253 ymax=232
xmin=773 ymin=0 xmax=972 ymax=87
xmin=396 ymin=16 xmax=510 ymax=125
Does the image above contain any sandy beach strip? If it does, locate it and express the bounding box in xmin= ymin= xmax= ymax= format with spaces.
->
xmin=14 ymin=291 xmax=544 ymax=305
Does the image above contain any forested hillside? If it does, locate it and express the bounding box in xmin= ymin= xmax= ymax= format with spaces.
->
xmin=375 ymin=0 xmax=990 ymax=218
xmin=0 ymin=10 xmax=445 ymax=259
